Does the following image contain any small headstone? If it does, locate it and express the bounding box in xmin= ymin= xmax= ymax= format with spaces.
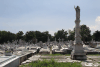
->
xmin=39 ymin=41 xmax=43 ymax=47
xmin=89 ymin=39 xmax=97 ymax=48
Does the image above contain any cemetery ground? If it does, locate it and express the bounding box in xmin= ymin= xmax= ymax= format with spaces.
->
xmin=19 ymin=53 xmax=100 ymax=67
xmin=20 ymin=58 xmax=82 ymax=67
xmin=1 ymin=40 xmax=100 ymax=67
xmin=1 ymin=42 xmax=100 ymax=67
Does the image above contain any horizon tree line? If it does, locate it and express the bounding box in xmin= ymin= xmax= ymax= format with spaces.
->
xmin=0 ymin=24 xmax=100 ymax=44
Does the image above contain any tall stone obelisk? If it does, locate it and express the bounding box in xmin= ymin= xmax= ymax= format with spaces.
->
xmin=71 ymin=6 xmax=87 ymax=60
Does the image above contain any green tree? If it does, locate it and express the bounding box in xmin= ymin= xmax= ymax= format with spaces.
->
xmin=67 ymin=25 xmax=92 ymax=42
xmin=0 ymin=31 xmax=16 ymax=44
xmin=34 ymin=31 xmax=52 ymax=42
xmin=25 ymin=31 xmax=36 ymax=42
xmin=92 ymin=30 xmax=100 ymax=41
xmin=54 ymin=29 xmax=68 ymax=41
xmin=80 ymin=25 xmax=92 ymax=42
xmin=34 ymin=31 xmax=42 ymax=42
xmin=68 ymin=29 xmax=75 ymax=40
xmin=41 ymin=31 xmax=49 ymax=42
xmin=16 ymin=31 xmax=24 ymax=40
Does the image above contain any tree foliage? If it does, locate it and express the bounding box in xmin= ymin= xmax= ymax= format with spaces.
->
xmin=16 ymin=31 xmax=24 ymax=40
xmin=68 ymin=29 xmax=75 ymax=41
xmin=0 ymin=24 xmax=99 ymax=44
xmin=80 ymin=25 xmax=92 ymax=42
xmin=0 ymin=31 xmax=16 ymax=43
xmin=54 ymin=29 xmax=68 ymax=41
xmin=92 ymin=30 xmax=100 ymax=41
xmin=25 ymin=31 xmax=36 ymax=42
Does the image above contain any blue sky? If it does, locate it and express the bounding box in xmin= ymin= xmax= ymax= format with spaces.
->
xmin=0 ymin=0 xmax=100 ymax=36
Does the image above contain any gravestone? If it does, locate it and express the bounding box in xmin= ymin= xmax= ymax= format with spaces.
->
xmin=5 ymin=48 xmax=12 ymax=56
xmin=39 ymin=41 xmax=43 ymax=48
xmin=71 ymin=6 xmax=87 ymax=60
xmin=49 ymin=44 xmax=53 ymax=54
xmin=54 ymin=38 xmax=57 ymax=45
xmin=68 ymin=40 xmax=74 ymax=50
xmin=47 ymin=36 xmax=50 ymax=46
xmin=58 ymin=38 xmax=61 ymax=49
xmin=89 ymin=39 xmax=97 ymax=48
xmin=19 ymin=39 xmax=22 ymax=45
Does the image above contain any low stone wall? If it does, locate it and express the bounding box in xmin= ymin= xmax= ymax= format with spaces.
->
xmin=0 ymin=51 xmax=38 ymax=67
xmin=19 ymin=51 xmax=37 ymax=64
xmin=53 ymin=49 xmax=72 ymax=54
xmin=53 ymin=51 xmax=63 ymax=54
xmin=86 ymin=51 xmax=100 ymax=55
xmin=19 ymin=48 xmax=41 ymax=64
xmin=66 ymin=50 xmax=72 ymax=54
xmin=39 ymin=51 xmax=50 ymax=55
xmin=0 ymin=56 xmax=20 ymax=67
xmin=0 ymin=48 xmax=41 ymax=67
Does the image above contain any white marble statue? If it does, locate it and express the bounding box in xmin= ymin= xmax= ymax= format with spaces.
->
xmin=71 ymin=6 xmax=87 ymax=60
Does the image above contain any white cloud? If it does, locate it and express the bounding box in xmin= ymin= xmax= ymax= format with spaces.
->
xmin=89 ymin=25 xmax=98 ymax=31
xmin=89 ymin=16 xmax=100 ymax=34
xmin=56 ymin=28 xmax=60 ymax=30
xmin=95 ymin=16 xmax=100 ymax=22
xmin=49 ymin=31 xmax=55 ymax=36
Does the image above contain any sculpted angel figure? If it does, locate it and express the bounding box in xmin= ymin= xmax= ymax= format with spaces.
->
xmin=74 ymin=6 xmax=80 ymax=20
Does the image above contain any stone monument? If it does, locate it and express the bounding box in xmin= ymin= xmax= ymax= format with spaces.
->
xmin=58 ymin=38 xmax=61 ymax=49
xmin=68 ymin=40 xmax=74 ymax=50
xmin=71 ymin=6 xmax=87 ymax=60
xmin=89 ymin=39 xmax=97 ymax=48
xmin=54 ymin=38 xmax=57 ymax=45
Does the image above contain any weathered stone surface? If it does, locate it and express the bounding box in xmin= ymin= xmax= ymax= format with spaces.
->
xmin=71 ymin=6 xmax=87 ymax=60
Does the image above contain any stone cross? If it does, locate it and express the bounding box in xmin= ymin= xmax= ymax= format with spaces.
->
xmin=58 ymin=38 xmax=61 ymax=43
xmin=54 ymin=38 xmax=57 ymax=45
xmin=19 ymin=39 xmax=22 ymax=45
xmin=47 ymin=36 xmax=50 ymax=45
xmin=58 ymin=38 xmax=61 ymax=49
xmin=39 ymin=41 xmax=43 ymax=47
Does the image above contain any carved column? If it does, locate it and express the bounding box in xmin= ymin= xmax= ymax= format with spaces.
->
xmin=71 ymin=6 xmax=87 ymax=60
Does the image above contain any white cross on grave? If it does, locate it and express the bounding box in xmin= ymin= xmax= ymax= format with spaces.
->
xmin=58 ymin=38 xmax=61 ymax=43
xmin=47 ymin=36 xmax=50 ymax=45
xmin=54 ymin=38 xmax=57 ymax=45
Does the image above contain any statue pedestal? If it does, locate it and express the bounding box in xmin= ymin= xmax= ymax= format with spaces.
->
xmin=71 ymin=43 xmax=87 ymax=60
